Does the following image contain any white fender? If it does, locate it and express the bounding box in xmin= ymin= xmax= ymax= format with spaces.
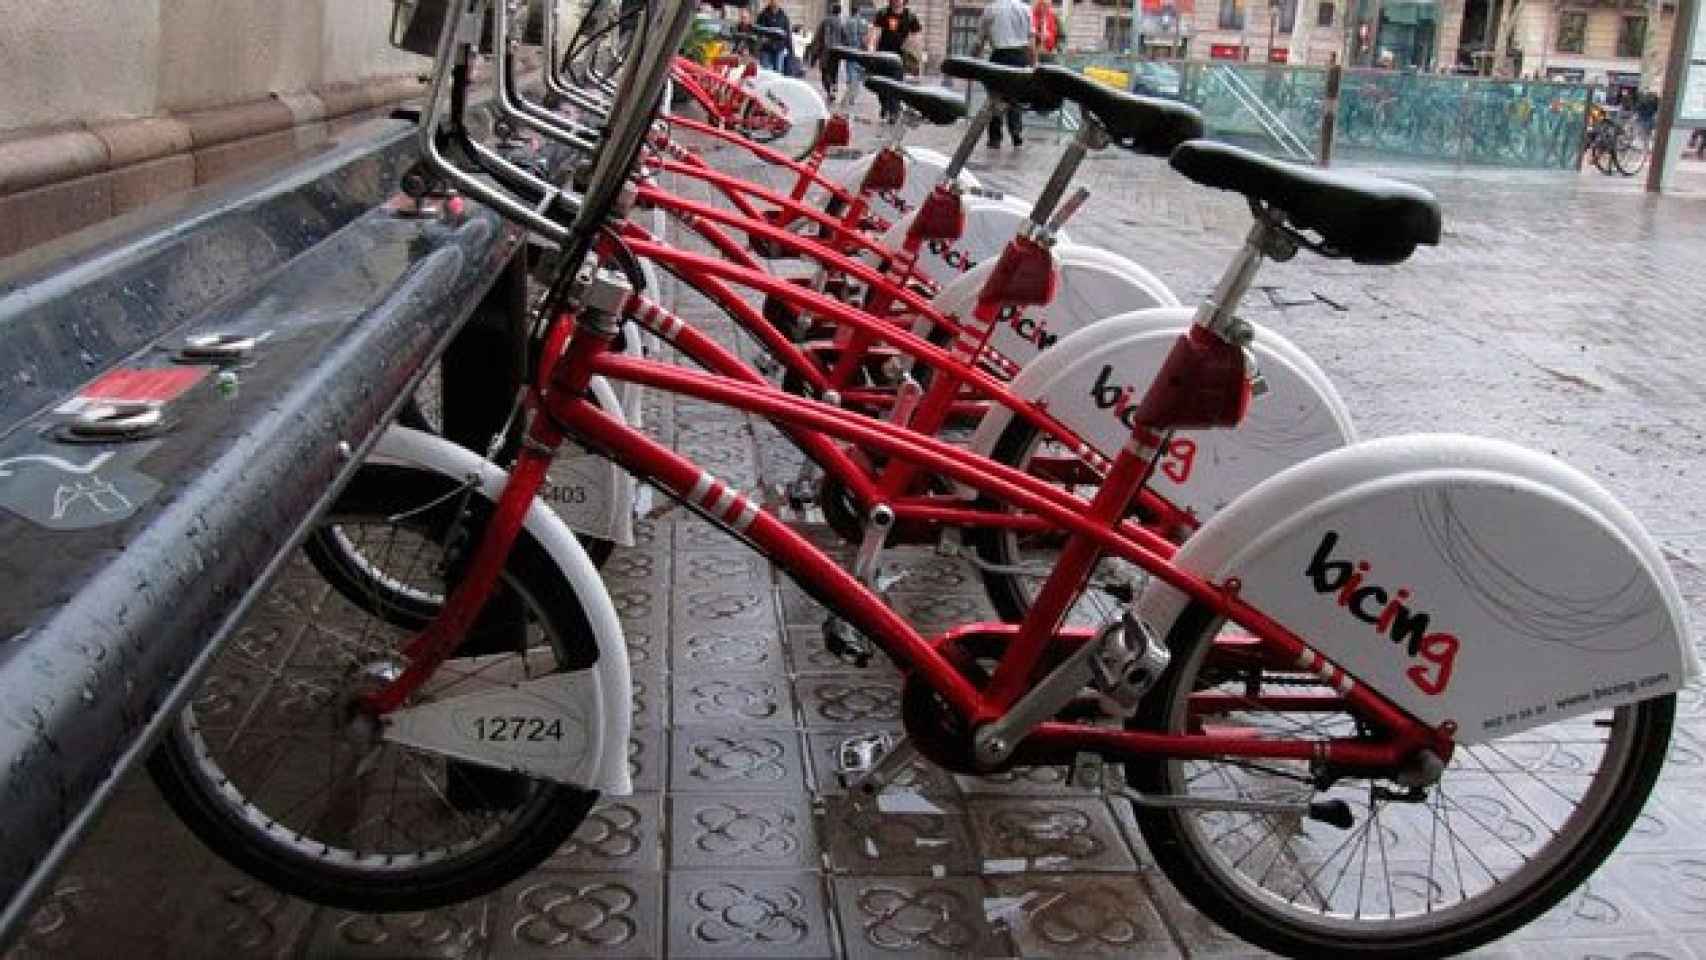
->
xmin=925 ymin=245 xmax=1179 ymax=376
xmin=871 ymin=193 xmax=1067 ymax=286
xmin=542 ymin=375 xmax=637 ymax=545
xmin=747 ymin=73 xmax=829 ymax=161
xmin=633 ymin=255 xmax=663 ymax=518
xmin=369 ymin=425 xmax=633 ymax=794
xmin=637 ymin=249 xmax=666 ymax=355
xmin=835 ymin=146 xmax=980 ymax=230
xmin=619 ymin=319 xmax=645 ymax=434
xmin=1138 ymin=434 xmax=1698 ymax=742
xmin=966 ymin=308 xmax=1354 ymax=523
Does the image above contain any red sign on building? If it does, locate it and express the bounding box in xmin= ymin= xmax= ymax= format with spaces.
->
xmin=1210 ymin=44 xmax=1245 ymax=60
xmin=1268 ymin=47 xmax=1289 ymax=63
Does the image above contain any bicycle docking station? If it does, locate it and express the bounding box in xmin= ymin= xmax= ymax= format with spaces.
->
xmin=0 ymin=106 xmax=538 ymax=944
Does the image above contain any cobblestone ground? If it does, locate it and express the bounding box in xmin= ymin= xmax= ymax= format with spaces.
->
xmin=9 ymin=107 xmax=1706 ymax=960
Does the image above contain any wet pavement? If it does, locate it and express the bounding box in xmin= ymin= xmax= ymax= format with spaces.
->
xmin=8 ymin=111 xmax=1706 ymax=959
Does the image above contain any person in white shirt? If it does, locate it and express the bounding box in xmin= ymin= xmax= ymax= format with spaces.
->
xmin=977 ymin=0 xmax=1036 ymax=147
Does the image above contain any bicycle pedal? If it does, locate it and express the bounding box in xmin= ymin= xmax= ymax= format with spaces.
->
xmin=822 ymin=617 xmax=873 ymax=668
xmin=1067 ymin=751 xmax=1104 ymax=789
xmin=873 ymin=568 xmax=909 ymax=597
xmin=786 ymin=477 xmax=819 ymax=510
xmin=834 ymin=731 xmax=895 ymax=788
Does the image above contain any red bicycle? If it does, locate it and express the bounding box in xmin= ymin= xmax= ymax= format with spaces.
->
xmin=150 ymin=4 xmax=1694 ymax=957
xmin=427 ymin=10 xmax=1348 ymax=635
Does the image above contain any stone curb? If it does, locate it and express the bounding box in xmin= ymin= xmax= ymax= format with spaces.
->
xmin=0 ymin=73 xmax=426 ymax=201
xmin=0 ymin=129 xmax=110 ymax=196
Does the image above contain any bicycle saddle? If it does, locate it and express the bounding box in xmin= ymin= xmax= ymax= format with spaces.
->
xmin=863 ymin=77 xmax=967 ymax=126
xmin=1169 ymin=140 xmax=1442 ymax=265
xmin=831 ymin=46 xmax=905 ymax=80
xmin=940 ymin=57 xmax=1063 ymax=112
xmin=1033 ymin=66 xmax=1203 ymax=157
xmin=753 ymin=25 xmax=789 ymax=41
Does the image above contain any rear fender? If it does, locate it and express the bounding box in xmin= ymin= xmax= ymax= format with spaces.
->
xmin=837 ymin=146 xmax=979 ymax=229
xmin=964 ymin=308 xmax=1353 ymax=522
xmin=857 ymin=194 xmax=1041 ymax=289
xmin=927 ymin=251 xmax=1178 ymax=379
xmin=1137 ymin=435 xmax=1698 ymax=742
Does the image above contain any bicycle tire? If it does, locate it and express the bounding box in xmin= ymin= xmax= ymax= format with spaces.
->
xmin=148 ymin=463 xmax=602 ymax=912
xmin=1124 ymin=602 xmax=1674 ymax=958
xmin=1612 ymin=124 xmax=1649 ymax=177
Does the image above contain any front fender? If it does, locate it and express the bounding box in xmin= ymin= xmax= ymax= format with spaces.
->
xmin=371 ymin=426 xmax=633 ymax=793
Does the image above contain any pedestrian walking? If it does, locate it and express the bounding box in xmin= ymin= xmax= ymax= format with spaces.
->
xmin=844 ymin=4 xmax=871 ymax=104
xmin=866 ymin=0 xmax=921 ymax=121
xmin=806 ymin=9 xmax=835 ymax=99
xmin=798 ymin=1 xmax=853 ymax=104
xmin=1031 ymin=0 xmax=1059 ymax=64
xmin=756 ymin=0 xmax=793 ymax=72
xmin=978 ymin=0 xmax=1036 ymax=147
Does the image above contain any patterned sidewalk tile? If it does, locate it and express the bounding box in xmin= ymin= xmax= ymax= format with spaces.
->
xmin=829 ymin=876 xmax=1010 ymax=960
xmin=669 ymin=725 xmax=807 ymax=793
xmin=665 ymin=871 xmax=834 ymax=958
xmin=544 ymin=793 xmax=664 ymax=873
xmin=486 ymin=871 xmax=662 ymax=959
xmin=822 ymin=794 xmax=980 ymax=877
xmin=667 ymin=793 xmax=821 ymax=870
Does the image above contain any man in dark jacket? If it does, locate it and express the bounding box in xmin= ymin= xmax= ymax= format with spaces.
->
xmin=756 ymin=0 xmax=793 ymax=72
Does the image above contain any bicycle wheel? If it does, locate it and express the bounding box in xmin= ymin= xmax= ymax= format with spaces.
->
xmin=309 ymin=371 xmax=614 ymax=594
xmin=148 ymin=464 xmax=601 ymax=912
xmin=1125 ymin=603 xmax=1674 ymax=957
xmin=1613 ymin=123 xmax=1649 ymax=176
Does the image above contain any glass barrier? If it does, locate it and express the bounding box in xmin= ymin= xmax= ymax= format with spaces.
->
xmin=1334 ymin=68 xmax=1589 ymax=169
xmin=1043 ymin=54 xmax=1590 ymax=170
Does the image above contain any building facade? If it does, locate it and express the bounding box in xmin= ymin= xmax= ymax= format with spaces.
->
xmin=858 ymin=0 xmax=1675 ymax=88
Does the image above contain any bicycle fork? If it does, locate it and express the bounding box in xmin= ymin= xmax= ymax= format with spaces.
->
xmin=362 ymin=282 xmax=628 ymax=715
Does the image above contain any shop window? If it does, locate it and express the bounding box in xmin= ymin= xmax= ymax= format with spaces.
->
xmin=1556 ymin=12 xmax=1585 ymax=54
xmin=1616 ymin=15 xmax=1646 ymax=59
xmin=948 ymin=7 xmax=981 ymax=56
xmin=1105 ymin=15 xmax=1133 ymax=50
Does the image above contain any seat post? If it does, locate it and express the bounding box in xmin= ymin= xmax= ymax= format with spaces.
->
xmin=1025 ymin=120 xmax=1108 ymax=231
xmin=1192 ymin=214 xmax=1292 ymax=339
xmin=941 ymin=97 xmax=1003 ymax=183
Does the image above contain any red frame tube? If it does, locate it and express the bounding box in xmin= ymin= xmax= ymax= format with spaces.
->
xmin=581 ymin=350 xmax=1443 ymax=760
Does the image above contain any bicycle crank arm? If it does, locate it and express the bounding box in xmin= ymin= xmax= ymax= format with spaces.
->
xmin=1111 ymin=788 xmax=1355 ymax=829
xmin=972 ymin=613 xmax=1169 ymax=768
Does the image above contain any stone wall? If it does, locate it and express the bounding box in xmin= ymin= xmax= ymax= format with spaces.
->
xmin=0 ymin=1 xmax=431 ymax=259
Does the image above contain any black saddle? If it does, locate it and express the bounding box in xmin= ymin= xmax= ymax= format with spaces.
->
xmin=863 ymin=77 xmax=967 ymax=126
xmin=1033 ymin=65 xmax=1203 ymax=157
xmin=830 ymin=46 xmax=905 ymax=80
xmin=1169 ymin=141 xmax=1442 ymax=265
xmin=940 ymin=57 xmax=1063 ymax=112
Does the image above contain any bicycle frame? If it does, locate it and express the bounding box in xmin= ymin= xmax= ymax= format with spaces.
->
xmin=672 ymin=56 xmax=793 ymax=140
xmin=613 ymin=225 xmax=1200 ymax=539
xmin=365 ymin=302 xmax=1445 ymax=775
xmin=662 ymin=113 xmax=858 ymax=214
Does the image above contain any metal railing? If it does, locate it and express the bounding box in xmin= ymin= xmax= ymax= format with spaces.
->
xmin=0 ymin=113 xmax=529 ymax=943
